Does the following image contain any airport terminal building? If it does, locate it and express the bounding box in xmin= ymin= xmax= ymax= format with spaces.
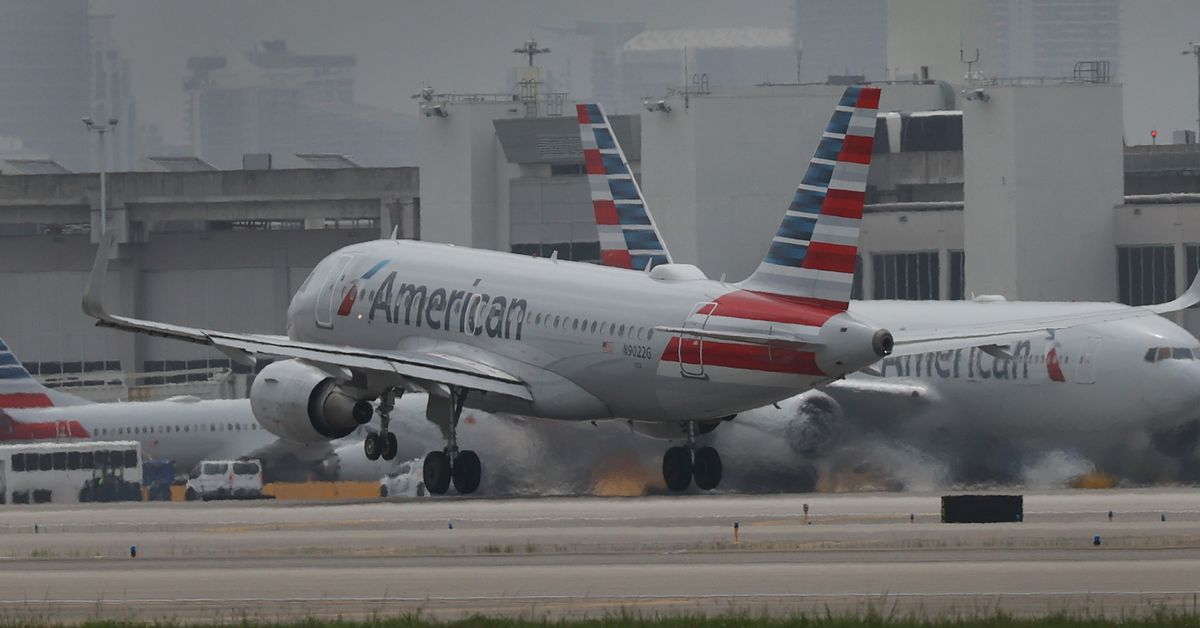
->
xmin=3 ymin=76 xmax=1200 ymax=400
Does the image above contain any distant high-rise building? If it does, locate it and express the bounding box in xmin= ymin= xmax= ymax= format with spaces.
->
xmin=184 ymin=41 xmax=415 ymax=169
xmin=617 ymin=27 xmax=798 ymax=110
xmin=0 ymin=0 xmax=90 ymax=169
xmin=89 ymin=14 xmax=138 ymax=171
xmin=984 ymin=0 xmax=1119 ymax=80
xmin=794 ymin=0 xmax=888 ymax=82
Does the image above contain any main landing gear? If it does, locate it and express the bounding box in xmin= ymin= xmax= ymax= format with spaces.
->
xmin=363 ymin=388 xmax=400 ymax=462
xmin=662 ymin=421 xmax=722 ymax=492
xmin=422 ymin=387 xmax=481 ymax=495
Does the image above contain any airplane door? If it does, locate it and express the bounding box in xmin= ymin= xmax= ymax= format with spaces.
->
xmin=1075 ymin=337 xmax=1101 ymax=384
xmin=315 ymin=254 xmax=356 ymax=330
xmin=0 ymin=460 xmax=6 ymax=504
xmin=679 ymin=302 xmax=717 ymax=378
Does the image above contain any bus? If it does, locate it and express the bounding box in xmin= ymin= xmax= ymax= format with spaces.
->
xmin=0 ymin=441 xmax=143 ymax=505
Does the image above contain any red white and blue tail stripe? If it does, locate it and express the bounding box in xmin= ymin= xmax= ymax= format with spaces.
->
xmin=576 ymin=103 xmax=671 ymax=271
xmin=738 ymin=86 xmax=880 ymax=307
xmin=0 ymin=338 xmax=91 ymax=409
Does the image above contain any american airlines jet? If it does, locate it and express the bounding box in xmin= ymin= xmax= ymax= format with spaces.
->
xmin=576 ymin=98 xmax=1200 ymax=481
xmin=82 ymin=86 xmax=1193 ymax=495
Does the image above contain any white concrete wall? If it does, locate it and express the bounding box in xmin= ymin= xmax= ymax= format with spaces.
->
xmin=963 ymin=83 xmax=1123 ymax=301
xmin=419 ymin=101 xmax=521 ymax=249
xmin=640 ymin=83 xmax=952 ymax=281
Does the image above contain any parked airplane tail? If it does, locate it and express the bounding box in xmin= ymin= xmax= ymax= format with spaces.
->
xmin=0 ymin=338 xmax=92 ymax=408
xmin=738 ymin=85 xmax=881 ymax=308
xmin=576 ymin=103 xmax=671 ymax=271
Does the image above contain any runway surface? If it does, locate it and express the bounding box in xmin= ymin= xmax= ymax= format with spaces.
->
xmin=3 ymin=490 xmax=1200 ymax=622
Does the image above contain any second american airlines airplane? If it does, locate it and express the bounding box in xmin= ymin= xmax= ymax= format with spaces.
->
xmin=81 ymin=86 xmax=1197 ymax=494
xmin=575 ymin=96 xmax=1200 ymax=482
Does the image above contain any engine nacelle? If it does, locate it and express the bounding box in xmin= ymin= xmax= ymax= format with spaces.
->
xmin=250 ymin=359 xmax=373 ymax=443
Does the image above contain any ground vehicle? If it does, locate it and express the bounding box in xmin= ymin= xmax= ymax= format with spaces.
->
xmin=0 ymin=440 xmax=142 ymax=504
xmin=379 ymin=457 xmax=426 ymax=498
xmin=185 ymin=459 xmax=264 ymax=501
xmin=142 ymin=459 xmax=176 ymax=501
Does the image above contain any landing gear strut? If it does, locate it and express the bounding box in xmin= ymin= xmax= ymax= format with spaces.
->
xmin=423 ymin=387 xmax=481 ymax=495
xmin=662 ymin=421 xmax=723 ymax=492
xmin=364 ymin=388 xmax=401 ymax=462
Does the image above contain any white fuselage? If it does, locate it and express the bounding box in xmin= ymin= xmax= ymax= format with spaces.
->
xmin=1 ymin=398 xmax=278 ymax=471
xmin=844 ymin=300 xmax=1200 ymax=446
xmin=288 ymin=240 xmax=882 ymax=423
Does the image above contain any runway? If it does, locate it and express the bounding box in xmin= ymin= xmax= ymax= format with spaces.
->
xmin=2 ymin=490 xmax=1200 ymax=622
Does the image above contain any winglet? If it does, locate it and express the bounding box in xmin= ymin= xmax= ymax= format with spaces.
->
xmin=1149 ymin=270 xmax=1200 ymax=314
xmin=82 ymin=230 xmax=114 ymax=321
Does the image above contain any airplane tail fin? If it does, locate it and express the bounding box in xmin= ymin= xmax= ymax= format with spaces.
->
xmin=0 ymin=338 xmax=92 ymax=408
xmin=576 ymin=103 xmax=672 ymax=271
xmin=737 ymin=85 xmax=881 ymax=309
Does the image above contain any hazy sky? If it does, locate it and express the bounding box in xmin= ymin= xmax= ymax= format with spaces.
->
xmin=89 ymin=0 xmax=1200 ymax=144
xmin=90 ymin=0 xmax=792 ymax=144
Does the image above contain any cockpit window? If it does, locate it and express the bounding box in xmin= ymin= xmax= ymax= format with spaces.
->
xmin=1146 ymin=346 xmax=1198 ymax=363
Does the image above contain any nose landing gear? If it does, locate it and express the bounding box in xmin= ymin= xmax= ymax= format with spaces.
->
xmin=661 ymin=421 xmax=723 ymax=491
xmin=422 ymin=387 xmax=481 ymax=495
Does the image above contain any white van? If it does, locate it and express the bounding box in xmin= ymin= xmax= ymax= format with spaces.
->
xmin=379 ymin=457 xmax=426 ymax=498
xmin=185 ymin=459 xmax=264 ymax=501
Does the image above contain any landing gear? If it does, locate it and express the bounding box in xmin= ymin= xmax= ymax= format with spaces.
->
xmin=364 ymin=388 xmax=402 ymax=462
xmin=661 ymin=422 xmax=723 ymax=492
xmin=693 ymin=446 xmax=722 ymax=491
xmin=423 ymin=387 xmax=482 ymax=495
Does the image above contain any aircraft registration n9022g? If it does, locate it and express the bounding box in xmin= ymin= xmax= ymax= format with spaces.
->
xmin=81 ymin=86 xmax=1195 ymax=494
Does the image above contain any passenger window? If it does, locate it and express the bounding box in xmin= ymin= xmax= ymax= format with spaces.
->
xmin=648 ymin=329 xmax=654 ymax=340
xmin=554 ymin=316 xmax=561 ymax=328
xmin=573 ymin=319 xmax=579 ymax=331
xmin=609 ymin=323 xmax=616 ymax=335
xmin=535 ymin=314 xmax=542 ymax=325
xmin=619 ymin=324 xmax=626 ymax=336
xmin=227 ymin=423 xmax=234 ymax=431
xmin=212 ymin=425 xmax=217 ymax=432
xmin=67 ymin=451 xmax=80 ymax=470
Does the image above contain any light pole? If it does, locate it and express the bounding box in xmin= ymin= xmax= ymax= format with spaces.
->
xmin=82 ymin=116 xmax=118 ymax=235
xmin=1184 ymin=43 xmax=1200 ymax=137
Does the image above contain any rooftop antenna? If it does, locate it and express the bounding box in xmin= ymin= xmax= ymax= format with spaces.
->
xmin=514 ymin=38 xmax=550 ymax=66
xmin=961 ymin=47 xmax=981 ymax=83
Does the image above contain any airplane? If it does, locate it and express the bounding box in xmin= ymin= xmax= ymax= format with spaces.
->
xmin=574 ymin=98 xmax=1200 ymax=485
xmin=82 ymin=85 xmax=1188 ymax=495
xmin=0 ymin=338 xmax=424 ymax=480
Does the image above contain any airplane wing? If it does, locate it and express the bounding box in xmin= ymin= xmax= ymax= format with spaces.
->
xmin=82 ymin=233 xmax=532 ymax=402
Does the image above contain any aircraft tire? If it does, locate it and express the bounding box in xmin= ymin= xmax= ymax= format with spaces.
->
xmin=364 ymin=432 xmax=383 ymax=461
xmin=662 ymin=447 xmax=692 ymax=492
xmin=382 ymin=432 xmax=399 ymax=461
xmin=692 ymin=446 xmax=722 ymax=491
xmin=452 ymin=450 xmax=482 ymax=495
xmin=423 ymin=451 xmax=452 ymax=495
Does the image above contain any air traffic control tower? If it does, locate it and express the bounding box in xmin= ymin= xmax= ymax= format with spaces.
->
xmin=962 ymin=80 xmax=1123 ymax=302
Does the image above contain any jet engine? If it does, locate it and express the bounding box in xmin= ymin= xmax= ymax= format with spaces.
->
xmin=783 ymin=392 xmax=843 ymax=456
xmin=249 ymin=359 xmax=374 ymax=443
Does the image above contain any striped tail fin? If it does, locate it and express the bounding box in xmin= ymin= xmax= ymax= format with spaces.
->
xmin=576 ymin=103 xmax=672 ymax=271
xmin=0 ymin=338 xmax=92 ymax=408
xmin=738 ymin=85 xmax=880 ymax=308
